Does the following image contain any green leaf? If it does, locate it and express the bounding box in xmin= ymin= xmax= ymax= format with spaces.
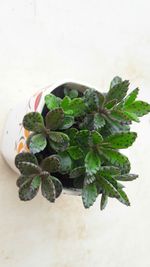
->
xmin=89 ymin=130 xmax=103 ymax=145
xmin=76 ymin=130 xmax=89 ymax=146
xmin=28 ymin=134 xmax=47 ymax=154
xmin=100 ymin=193 xmax=108 ymax=210
xmin=110 ymin=110 xmax=132 ymax=122
xmin=84 ymin=174 xmax=96 ymax=185
xmin=106 ymin=79 xmax=129 ymax=103
xmin=100 ymin=166 xmax=121 ymax=176
xmin=125 ymin=100 xmax=150 ymax=117
xmin=51 ymin=176 xmax=62 ymax=198
xmin=56 ymin=152 xmax=72 ymax=174
xmin=82 ymin=183 xmax=97 ymax=208
xmin=49 ymin=132 xmax=69 ymax=151
xmin=15 ymin=152 xmax=38 ymax=169
xmin=46 ymin=108 xmax=64 ymax=130
xmin=60 ymin=96 xmax=73 ymax=115
xmin=116 ymin=173 xmax=138 ymax=181
xmin=67 ymin=146 xmax=84 ymax=160
xmin=18 ymin=162 xmax=41 ymax=175
xmin=117 ymin=188 xmax=130 ymax=206
xmin=23 ymin=112 xmax=44 ymax=132
xmin=70 ymin=166 xmax=85 ymax=178
xmin=110 ymin=76 xmax=122 ymax=89
xmin=97 ymin=176 xmax=120 ymax=198
xmin=41 ymin=176 xmax=56 ymax=202
xmin=19 ymin=176 xmax=40 ymax=201
xmin=93 ymin=113 xmax=105 ymax=129
xmin=101 ymin=148 xmax=131 ymax=174
xmin=64 ymin=88 xmax=78 ymax=99
xmin=41 ymin=156 xmax=60 ymax=173
xmin=123 ymin=111 xmax=140 ymax=122
xmin=124 ymin=88 xmax=139 ymax=106
xmin=84 ymin=89 xmax=100 ymax=110
xmin=16 ymin=175 xmax=31 ymax=188
xmin=59 ymin=115 xmax=74 ymax=130
xmin=69 ymin=98 xmax=86 ymax=116
xmin=45 ymin=94 xmax=61 ymax=110
xmin=105 ymin=99 xmax=117 ymax=109
xmin=66 ymin=128 xmax=78 ymax=145
xmin=105 ymin=132 xmax=137 ymax=149
xmin=85 ymin=151 xmax=101 ymax=175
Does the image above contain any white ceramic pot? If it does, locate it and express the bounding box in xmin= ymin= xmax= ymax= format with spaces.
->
xmin=1 ymin=80 xmax=90 ymax=195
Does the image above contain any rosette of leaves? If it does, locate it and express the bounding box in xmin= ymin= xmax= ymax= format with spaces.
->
xmin=15 ymin=152 xmax=62 ymax=202
xmin=23 ymin=108 xmax=71 ymax=154
xmin=68 ymin=128 xmax=138 ymax=209
xmin=80 ymin=76 xmax=150 ymax=135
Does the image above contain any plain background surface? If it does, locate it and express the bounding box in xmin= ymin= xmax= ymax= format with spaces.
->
xmin=0 ymin=1 xmax=150 ymax=266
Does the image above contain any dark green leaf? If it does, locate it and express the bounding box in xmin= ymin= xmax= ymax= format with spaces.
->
xmin=76 ymin=130 xmax=89 ymax=146
xmin=51 ymin=176 xmax=62 ymax=198
xmin=16 ymin=175 xmax=31 ymax=188
xmin=110 ymin=76 xmax=122 ymax=89
xmin=15 ymin=152 xmax=38 ymax=169
xmin=46 ymin=108 xmax=64 ymax=130
xmin=84 ymin=89 xmax=100 ymax=110
xmin=105 ymin=99 xmax=117 ymax=109
xmin=73 ymin=176 xmax=84 ymax=189
xmin=100 ymin=193 xmax=108 ymax=210
xmin=56 ymin=152 xmax=72 ymax=174
xmin=70 ymin=166 xmax=85 ymax=178
xmin=29 ymin=133 xmax=47 ymax=154
xmin=125 ymin=100 xmax=150 ymax=117
xmin=84 ymin=174 xmax=96 ymax=185
xmin=85 ymin=151 xmax=101 ymax=175
xmin=19 ymin=176 xmax=40 ymax=201
xmin=117 ymin=188 xmax=130 ymax=206
xmin=82 ymin=183 xmax=97 ymax=208
xmin=41 ymin=176 xmax=56 ymax=202
xmin=23 ymin=112 xmax=44 ymax=132
xmin=45 ymin=94 xmax=61 ymax=110
xmin=116 ymin=173 xmax=138 ymax=181
xmin=100 ymin=166 xmax=121 ymax=176
xmin=106 ymin=79 xmax=129 ymax=103
xmin=89 ymin=130 xmax=103 ymax=145
xmin=41 ymin=156 xmax=60 ymax=173
xmin=105 ymin=132 xmax=137 ymax=149
xmin=101 ymin=148 xmax=131 ymax=174
xmin=49 ymin=132 xmax=69 ymax=151
xmin=18 ymin=162 xmax=41 ymax=175
xmin=66 ymin=128 xmax=78 ymax=145
xmin=67 ymin=146 xmax=84 ymax=160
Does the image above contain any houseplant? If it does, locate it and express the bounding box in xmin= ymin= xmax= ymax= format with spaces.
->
xmin=14 ymin=77 xmax=150 ymax=210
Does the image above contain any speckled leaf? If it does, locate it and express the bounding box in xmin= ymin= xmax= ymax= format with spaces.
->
xmin=101 ymin=148 xmax=131 ymax=174
xmin=85 ymin=151 xmax=101 ymax=175
xmin=66 ymin=128 xmax=78 ymax=145
xmin=59 ymin=115 xmax=74 ymax=130
xmin=19 ymin=176 xmax=40 ymax=201
xmin=41 ymin=176 xmax=56 ymax=202
xmin=49 ymin=132 xmax=69 ymax=151
xmin=15 ymin=152 xmax=38 ymax=169
xmin=45 ymin=94 xmax=61 ymax=110
xmin=41 ymin=156 xmax=60 ymax=173
xmin=23 ymin=112 xmax=44 ymax=132
xmin=110 ymin=76 xmax=122 ymax=89
xmin=69 ymin=98 xmax=86 ymax=116
xmin=97 ymin=176 xmax=120 ymax=198
xmin=105 ymin=132 xmax=137 ymax=149
xmin=16 ymin=175 xmax=31 ymax=188
xmin=84 ymin=89 xmax=100 ymax=111
xmin=82 ymin=183 xmax=97 ymax=208
xmin=94 ymin=113 xmax=105 ymax=129
xmin=89 ymin=130 xmax=103 ymax=145
xmin=100 ymin=166 xmax=121 ymax=176
xmin=67 ymin=146 xmax=84 ymax=160
xmin=56 ymin=152 xmax=72 ymax=174
xmin=124 ymin=88 xmax=139 ymax=106
xmin=51 ymin=176 xmax=62 ymax=198
xmin=125 ymin=100 xmax=150 ymax=117
xmin=100 ymin=193 xmax=108 ymax=210
xmin=70 ymin=166 xmax=85 ymax=178
xmin=123 ymin=111 xmax=140 ymax=122
xmin=76 ymin=130 xmax=89 ymax=146
xmin=46 ymin=108 xmax=64 ymax=130
xmin=29 ymin=133 xmax=47 ymax=154
xmin=106 ymin=79 xmax=129 ymax=103
xmin=18 ymin=162 xmax=41 ymax=175
xmin=116 ymin=173 xmax=138 ymax=181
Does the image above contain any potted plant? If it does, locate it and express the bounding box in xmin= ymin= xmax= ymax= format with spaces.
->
xmin=2 ymin=77 xmax=150 ymax=210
